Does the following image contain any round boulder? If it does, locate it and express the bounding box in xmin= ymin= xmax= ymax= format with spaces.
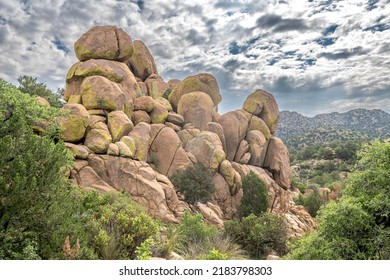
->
xmin=178 ymin=91 xmax=214 ymax=131
xmin=74 ymin=26 xmax=133 ymax=62
xmin=168 ymin=73 xmax=221 ymax=111
xmin=59 ymin=104 xmax=90 ymax=143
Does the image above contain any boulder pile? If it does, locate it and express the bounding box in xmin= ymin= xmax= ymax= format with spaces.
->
xmin=60 ymin=26 xmax=316 ymax=237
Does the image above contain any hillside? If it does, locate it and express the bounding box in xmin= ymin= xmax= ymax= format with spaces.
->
xmin=284 ymin=127 xmax=372 ymax=151
xmin=276 ymin=109 xmax=390 ymax=140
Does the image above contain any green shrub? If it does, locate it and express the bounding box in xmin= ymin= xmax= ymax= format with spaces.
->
xmin=224 ymin=213 xmax=288 ymax=259
xmin=86 ymin=191 xmax=159 ymax=260
xmin=239 ymin=171 xmax=269 ymax=218
xmin=201 ymin=248 xmax=228 ymax=260
xmin=170 ymin=212 xmax=247 ymax=260
xmin=169 ymin=163 xmax=214 ymax=204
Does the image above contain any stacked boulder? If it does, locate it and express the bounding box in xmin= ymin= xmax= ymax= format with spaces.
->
xmin=59 ymin=26 xmax=316 ymax=236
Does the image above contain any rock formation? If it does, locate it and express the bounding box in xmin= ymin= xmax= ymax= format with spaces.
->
xmin=60 ymin=25 xmax=316 ymax=237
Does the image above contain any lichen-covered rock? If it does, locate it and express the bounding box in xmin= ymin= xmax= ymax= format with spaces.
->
xmin=206 ymin=122 xmax=227 ymax=152
xmin=234 ymin=140 xmax=249 ymax=162
xmin=132 ymin=110 xmax=151 ymax=125
xmin=145 ymin=74 xmax=170 ymax=98
xmin=84 ymin=123 xmax=112 ymax=154
xmin=177 ymin=128 xmax=200 ymax=146
xmin=134 ymin=96 xmax=155 ymax=112
xmin=80 ymin=76 xmax=131 ymax=114
xmin=107 ymin=110 xmax=134 ymax=142
xmin=128 ymin=122 xmax=151 ymax=161
xmin=65 ymin=59 xmax=139 ymax=103
xmin=65 ymin=142 xmax=89 ymax=159
xmin=155 ymin=97 xmax=173 ymax=112
xmin=217 ymin=110 xmax=249 ymax=161
xmin=127 ymin=40 xmax=158 ymax=81
xmin=248 ymin=115 xmax=271 ymax=140
xmin=185 ymin=131 xmax=226 ymax=172
xmin=246 ymin=130 xmax=268 ymax=167
xmin=242 ymin=89 xmax=279 ymax=134
xmin=59 ymin=103 xmax=89 ymax=142
xmin=74 ymin=26 xmax=133 ymax=62
xmin=178 ymin=91 xmax=214 ymax=131
xmin=212 ymin=173 xmax=242 ymax=219
xmin=263 ymin=137 xmax=291 ymax=190
xmin=115 ymin=141 xmax=133 ymax=158
xmin=150 ymin=102 xmax=168 ymax=124
xmin=168 ymin=73 xmax=221 ymax=111
xmin=107 ymin=143 xmax=120 ymax=156
xmin=120 ymin=136 xmax=136 ymax=156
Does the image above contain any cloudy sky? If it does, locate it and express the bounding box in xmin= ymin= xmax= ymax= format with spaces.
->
xmin=0 ymin=0 xmax=389 ymax=116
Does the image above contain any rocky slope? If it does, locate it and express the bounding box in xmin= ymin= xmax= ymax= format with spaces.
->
xmin=58 ymin=26 xmax=316 ymax=238
xmin=277 ymin=109 xmax=390 ymax=140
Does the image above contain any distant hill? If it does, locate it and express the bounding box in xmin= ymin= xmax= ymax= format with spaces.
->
xmin=284 ymin=127 xmax=372 ymax=151
xmin=276 ymin=108 xmax=390 ymax=141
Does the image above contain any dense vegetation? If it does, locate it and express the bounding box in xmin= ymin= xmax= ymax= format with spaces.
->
xmin=288 ymin=140 xmax=390 ymax=259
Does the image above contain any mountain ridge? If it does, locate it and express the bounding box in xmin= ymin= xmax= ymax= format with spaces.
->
xmin=276 ymin=108 xmax=390 ymax=140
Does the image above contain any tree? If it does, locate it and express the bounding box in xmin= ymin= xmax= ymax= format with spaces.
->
xmin=0 ymin=79 xmax=94 ymax=259
xmin=239 ymin=171 xmax=269 ymax=217
xmin=169 ymin=163 xmax=214 ymax=204
xmin=17 ymin=75 xmax=64 ymax=108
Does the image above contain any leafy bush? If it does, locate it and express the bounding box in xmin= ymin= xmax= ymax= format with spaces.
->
xmin=296 ymin=186 xmax=323 ymax=217
xmin=85 ymin=191 xmax=159 ymax=260
xmin=239 ymin=171 xmax=269 ymax=218
xmin=224 ymin=213 xmax=288 ymax=259
xmin=169 ymin=163 xmax=214 ymax=204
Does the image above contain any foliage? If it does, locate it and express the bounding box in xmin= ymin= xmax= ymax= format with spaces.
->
xmin=0 ymin=79 xmax=95 ymax=259
xmin=169 ymin=163 xmax=215 ymax=204
xmin=17 ymin=75 xmax=64 ymax=108
xmin=295 ymin=186 xmax=326 ymax=217
xmin=239 ymin=171 xmax=269 ymax=217
xmin=85 ymin=191 xmax=159 ymax=260
xmin=164 ymin=211 xmax=247 ymax=260
xmin=288 ymin=141 xmax=390 ymax=259
xmin=162 ymin=88 xmax=172 ymax=100
xmin=224 ymin=213 xmax=288 ymax=259
xmin=201 ymin=248 xmax=228 ymax=260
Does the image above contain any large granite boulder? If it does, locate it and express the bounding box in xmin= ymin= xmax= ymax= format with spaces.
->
xmin=177 ymin=91 xmax=214 ymax=131
xmin=59 ymin=103 xmax=89 ymax=142
xmin=242 ymin=89 xmax=279 ymax=134
xmin=217 ymin=110 xmax=248 ymax=161
xmin=74 ymin=26 xmax=133 ymax=62
xmin=168 ymin=73 xmax=221 ymax=111
xmin=127 ymin=40 xmax=158 ymax=81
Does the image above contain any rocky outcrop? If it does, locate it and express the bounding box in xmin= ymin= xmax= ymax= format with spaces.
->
xmin=60 ymin=26 xmax=316 ymax=238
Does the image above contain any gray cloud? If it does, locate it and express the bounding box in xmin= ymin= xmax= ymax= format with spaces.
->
xmin=256 ymin=14 xmax=309 ymax=33
xmin=318 ymin=47 xmax=367 ymax=60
